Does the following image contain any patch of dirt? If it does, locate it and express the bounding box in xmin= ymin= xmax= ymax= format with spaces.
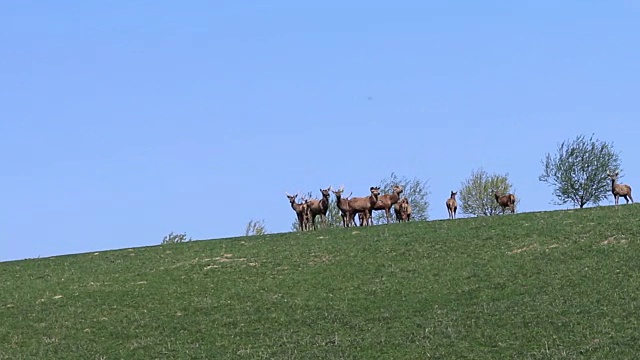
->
xmin=602 ymin=236 xmax=628 ymax=245
xmin=509 ymin=244 xmax=539 ymax=254
xmin=308 ymin=253 xmax=332 ymax=265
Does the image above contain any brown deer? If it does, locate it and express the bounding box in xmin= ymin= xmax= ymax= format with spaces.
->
xmin=494 ymin=190 xmax=516 ymax=214
xmin=393 ymin=197 xmax=406 ymax=222
xmin=347 ymin=186 xmax=381 ymax=227
xmin=371 ymin=185 xmax=404 ymax=225
xmin=306 ymin=186 xmax=332 ymax=229
xmin=332 ymin=186 xmax=354 ymax=227
xmin=446 ymin=191 xmax=458 ymax=219
xmin=394 ymin=197 xmax=411 ymax=222
xmin=357 ymin=212 xmax=366 ymax=226
xmin=608 ymin=171 xmax=634 ymax=205
xmin=400 ymin=198 xmax=412 ymax=222
xmin=285 ymin=192 xmax=310 ymax=231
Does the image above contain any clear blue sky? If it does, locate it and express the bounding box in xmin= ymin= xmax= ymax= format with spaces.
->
xmin=2 ymin=1 xmax=639 ymax=262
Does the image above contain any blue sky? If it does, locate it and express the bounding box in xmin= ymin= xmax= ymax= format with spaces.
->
xmin=2 ymin=1 xmax=639 ymax=262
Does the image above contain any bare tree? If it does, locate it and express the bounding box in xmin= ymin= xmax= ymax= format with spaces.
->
xmin=161 ymin=231 xmax=192 ymax=245
xmin=244 ymin=219 xmax=268 ymax=236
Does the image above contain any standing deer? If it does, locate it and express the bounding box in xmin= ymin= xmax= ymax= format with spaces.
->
xmin=446 ymin=191 xmax=458 ymax=219
xmin=332 ymin=186 xmax=354 ymax=227
xmin=347 ymin=187 xmax=381 ymax=226
xmin=371 ymin=185 xmax=404 ymax=225
xmin=400 ymin=198 xmax=411 ymax=222
xmin=608 ymin=171 xmax=634 ymax=205
xmin=494 ymin=190 xmax=516 ymax=214
xmin=306 ymin=186 xmax=332 ymax=229
xmin=394 ymin=197 xmax=411 ymax=222
xmin=286 ymin=192 xmax=310 ymax=231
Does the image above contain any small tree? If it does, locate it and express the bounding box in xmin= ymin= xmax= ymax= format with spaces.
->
xmin=290 ymin=191 xmax=342 ymax=231
xmin=161 ymin=231 xmax=192 ymax=245
xmin=459 ymin=168 xmax=517 ymax=216
xmin=372 ymin=172 xmax=430 ymax=224
xmin=539 ymin=134 xmax=622 ymax=208
xmin=244 ymin=219 xmax=268 ymax=236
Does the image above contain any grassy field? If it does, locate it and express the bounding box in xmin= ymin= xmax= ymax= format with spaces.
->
xmin=2 ymin=205 xmax=640 ymax=359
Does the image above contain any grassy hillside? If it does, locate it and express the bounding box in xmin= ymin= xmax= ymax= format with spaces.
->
xmin=2 ymin=205 xmax=640 ymax=359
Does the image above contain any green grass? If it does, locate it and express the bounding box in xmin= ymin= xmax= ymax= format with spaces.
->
xmin=2 ymin=205 xmax=640 ymax=359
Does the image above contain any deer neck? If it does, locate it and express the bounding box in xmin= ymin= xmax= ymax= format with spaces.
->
xmin=291 ymin=201 xmax=303 ymax=212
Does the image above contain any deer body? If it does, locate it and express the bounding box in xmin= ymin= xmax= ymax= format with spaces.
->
xmin=608 ymin=171 xmax=634 ymax=205
xmin=286 ymin=193 xmax=310 ymax=231
xmin=332 ymin=186 xmax=354 ymax=227
xmin=372 ymin=185 xmax=404 ymax=225
xmin=401 ymin=199 xmax=411 ymax=221
xmin=494 ymin=191 xmax=516 ymax=214
xmin=306 ymin=186 xmax=332 ymax=229
xmin=347 ymin=187 xmax=380 ymax=226
xmin=394 ymin=197 xmax=411 ymax=222
xmin=446 ymin=191 xmax=457 ymax=219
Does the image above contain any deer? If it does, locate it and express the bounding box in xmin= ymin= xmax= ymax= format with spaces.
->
xmin=332 ymin=186 xmax=354 ymax=227
xmin=347 ymin=186 xmax=381 ymax=227
xmin=286 ymin=192 xmax=310 ymax=231
xmin=357 ymin=212 xmax=368 ymax=226
xmin=608 ymin=171 xmax=634 ymax=205
xmin=400 ymin=197 xmax=412 ymax=222
xmin=306 ymin=186 xmax=332 ymax=229
xmin=394 ymin=197 xmax=411 ymax=222
xmin=371 ymin=185 xmax=404 ymax=225
xmin=446 ymin=191 xmax=458 ymax=219
xmin=494 ymin=190 xmax=516 ymax=214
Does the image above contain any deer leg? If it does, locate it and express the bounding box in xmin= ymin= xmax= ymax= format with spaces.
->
xmin=630 ymin=194 xmax=634 ymax=203
xmin=385 ymin=208 xmax=391 ymax=224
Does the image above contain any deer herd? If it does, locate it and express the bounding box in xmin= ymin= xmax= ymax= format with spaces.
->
xmin=286 ymin=171 xmax=634 ymax=231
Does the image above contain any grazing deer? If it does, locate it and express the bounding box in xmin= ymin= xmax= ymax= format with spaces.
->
xmin=494 ymin=190 xmax=516 ymax=214
xmin=394 ymin=197 xmax=411 ymax=222
xmin=332 ymin=186 xmax=354 ymax=227
xmin=608 ymin=171 xmax=634 ymax=205
xmin=286 ymin=192 xmax=310 ymax=231
xmin=446 ymin=191 xmax=458 ymax=219
xmin=347 ymin=187 xmax=381 ymax=227
xmin=306 ymin=186 xmax=332 ymax=229
xmin=372 ymin=185 xmax=404 ymax=225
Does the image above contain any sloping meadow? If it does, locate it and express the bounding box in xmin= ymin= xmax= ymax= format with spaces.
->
xmin=2 ymin=205 xmax=640 ymax=359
